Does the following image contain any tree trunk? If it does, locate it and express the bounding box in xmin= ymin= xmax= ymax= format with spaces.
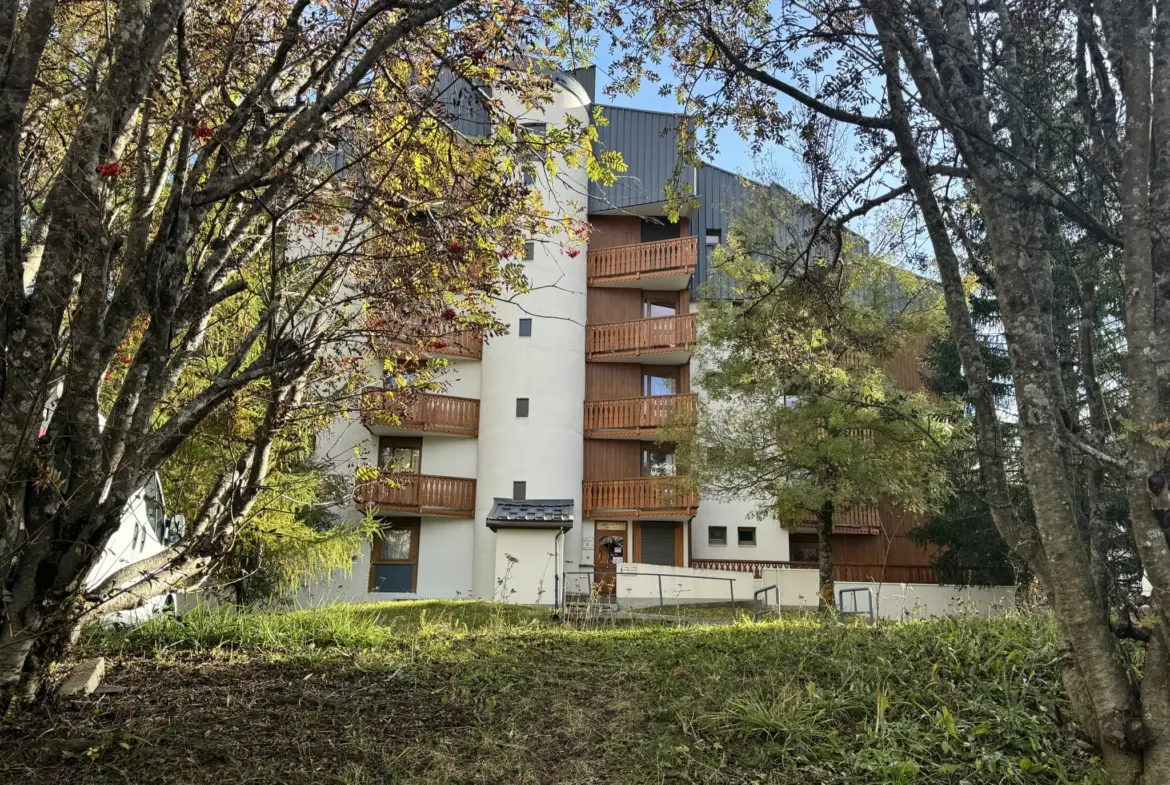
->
xmin=817 ymin=500 xmax=836 ymax=610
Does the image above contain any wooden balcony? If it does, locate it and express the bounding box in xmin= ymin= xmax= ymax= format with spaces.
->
xmin=355 ymin=473 xmax=476 ymax=517
xmin=587 ymin=236 xmax=697 ymax=289
xmin=584 ymin=394 xmax=696 ymax=439
xmin=585 ymin=314 xmax=695 ymax=364
xmin=361 ymin=388 xmax=479 ymax=437
xmin=369 ymin=314 xmax=483 ymax=360
xmin=582 ymin=476 xmax=698 ymax=519
xmin=796 ymin=506 xmax=883 ymax=535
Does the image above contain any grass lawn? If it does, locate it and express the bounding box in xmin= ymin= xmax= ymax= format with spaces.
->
xmin=1 ymin=601 xmax=1099 ymax=785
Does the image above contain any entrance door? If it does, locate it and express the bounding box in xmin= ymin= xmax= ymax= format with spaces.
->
xmin=594 ymin=521 xmax=627 ymax=596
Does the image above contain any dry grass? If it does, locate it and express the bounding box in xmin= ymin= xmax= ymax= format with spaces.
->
xmin=0 ymin=602 xmax=1100 ymax=785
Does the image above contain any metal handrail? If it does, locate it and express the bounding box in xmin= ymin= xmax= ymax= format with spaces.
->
xmin=838 ymin=586 xmax=875 ymax=623
xmin=753 ymin=584 xmax=779 ymax=622
xmin=559 ymin=569 xmax=737 ymax=620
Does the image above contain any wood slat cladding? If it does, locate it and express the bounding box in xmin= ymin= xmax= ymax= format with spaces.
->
xmin=587 ymin=215 xmax=642 ymax=250
xmin=885 ymin=336 xmax=927 ymax=391
xmin=583 ymin=440 xmax=641 ymax=481
xmin=829 ymin=508 xmax=938 ymax=568
xmin=586 ymin=363 xmax=642 ymax=401
xmin=588 ymin=215 xmax=688 ymax=250
xmin=587 ymin=287 xmax=642 ymax=324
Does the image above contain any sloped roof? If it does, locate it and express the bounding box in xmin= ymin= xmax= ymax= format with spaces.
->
xmin=486 ymin=498 xmax=574 ymax=531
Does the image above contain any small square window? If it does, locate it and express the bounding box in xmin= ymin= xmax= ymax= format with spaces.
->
xmin=513 ymin=481 xmax=526 ymax=500
xmin=516 ymin=398 xmax=529 ymax=417
xmin=738 ymin=526 xmax=757 ymax=546
xmin=518 ymin=318 xmax=532 ymax=337
xmin=708 ymin=526 xmax=727 ymax=546
xmin=705 ymin=228 xmax=722 ymax=247
xmin=524 ymin=241 xmax=535 ymax=261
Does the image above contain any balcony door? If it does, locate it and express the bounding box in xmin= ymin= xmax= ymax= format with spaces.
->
xmin=643 ymin=367 xmax=679 ymax=396
xmin=641 ymin=444 xmax=677 ymax=477
xmin=642 ymin=292 xmax=678 ymax=319
xmin=379 ymin=436 xmax=421 ymax=473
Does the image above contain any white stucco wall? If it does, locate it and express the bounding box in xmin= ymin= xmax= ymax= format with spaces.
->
xmin=614 ymin=563 xmax=755 ymax=608
xmin=758 ymin=567 xmax=1016 ymax=619
xmin=691 ymin=497 xmax=790 ymax=562
xmin=493 ymin=528 xmax=564 ymax=605
xmin=435 ymin=357 xmax=481 ymax=399
xmin=299 ymin=516 xmax=476 ymax=604
xmin=419 ymin=434 xmax=478 ymax=478
xmin=472 ymin=79 xmax=591 ymax=598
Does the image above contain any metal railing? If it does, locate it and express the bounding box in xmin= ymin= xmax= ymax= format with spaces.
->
xmin=753 ymin=584 xmax=779 ymax=621
xmin=558 ymin=569 xmax=737 ymax=620
xmin=838 ymin=587 xmax=875 ymax=623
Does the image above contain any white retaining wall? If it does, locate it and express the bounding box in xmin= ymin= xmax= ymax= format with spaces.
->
xmin=614 ymin=564 xmax=755 ymax=609
xmin=759 ymin=567 xmax=1016 ymax=619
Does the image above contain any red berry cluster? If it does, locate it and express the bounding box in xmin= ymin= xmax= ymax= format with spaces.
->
xmin=194 ymin=124 xmax=215 ymax=141
xmin=442 ymin=308 xmax=457 ymax=320
xmin=564 ymin=248 xmax=581 ymax=258
xmin=95 ymin=162 xmax=123 ymax=177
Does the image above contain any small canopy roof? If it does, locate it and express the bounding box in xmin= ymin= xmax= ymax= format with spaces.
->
xmin=486 ymin=498 xmax=574 ymax=531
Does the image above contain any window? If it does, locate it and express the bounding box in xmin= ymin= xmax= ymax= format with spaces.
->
xmin=708 ymin=526 xmax=728 ymax=546
xmin=520 ymin=123 xmax=546 ymax=186
xmin=738 ymin=526 xmax=757 ymax=546
xmin=378 ymin=436 xmax=421 ymax=473
xmin=518 ymin=318 xmax=532 ymax=337
xmin=705 ymin=228 xmax=722 ymax=247
xmin=383 ymin=370 xmax=420 ymax=390
xmin=640 ymin=217 xmax=678 ymax=243
xmin=790 ymin=533 xmax=818 ymax=563
xmin=512 ymin=481 xmax=526 ymax=500
xmin=641 ymin=444 xmax=676 ymax=476
xmin=643 ymin=368 xmax=679 ymax=397
xmin=516 ymin=398 xmax=529 ymax=417
xmin=523 ymin=241 xmax=535 ymax=261
xmin=369 ymin=518 xmax=420 ymax=593
xmin=642 ymin=293 xmax=678 ymax=318
xmin=639 ymin=522 xmax=678 ymax=566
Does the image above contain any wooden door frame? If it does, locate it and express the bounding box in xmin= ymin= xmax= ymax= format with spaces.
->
xmin=368 ymin=517 xmax=421 ymax=592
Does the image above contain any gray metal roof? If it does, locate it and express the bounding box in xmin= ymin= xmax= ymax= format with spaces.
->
xmin=589 ymin=105 xmax=696 ymax=214
xmin=486 ymin=498 xmax=574 ymax=531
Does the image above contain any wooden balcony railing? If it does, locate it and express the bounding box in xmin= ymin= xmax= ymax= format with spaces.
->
xmin=688 ymin=559 xmax=938 ymax=584
xmin=584 ymin=394 xmax=696 ymax=438
xmin=369 ymin=314 xmax=483 ymax=359
xmin=361 ymin=388 xmax=480 ymax=437
xmin=585 ymin=314 xmax=695 ymax=361
xmin=582 ymin=476 xmax=698 ymax=518
xmin=354 ymin=473 xmax=476 ymax=517
xmin=587 ymin=236 xmax=697 ymax=286
xmin=800 ymin=505 xmax=883 ymax=535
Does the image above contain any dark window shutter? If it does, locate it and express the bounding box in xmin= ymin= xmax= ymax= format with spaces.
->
xmin=519 ymin=318 xmax=532 ymax=337
xmin=516 ymin=398 xmax=529 ymax=417
xmin=640 ymin=522 xmax=676 ymax=566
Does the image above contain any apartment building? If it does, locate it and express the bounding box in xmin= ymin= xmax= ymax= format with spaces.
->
xmin=303 ymin=68 xmax=1011 ymax=615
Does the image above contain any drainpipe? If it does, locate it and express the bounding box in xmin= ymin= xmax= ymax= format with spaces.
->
xmin=553 ymin=527 xmax=566 ymax=609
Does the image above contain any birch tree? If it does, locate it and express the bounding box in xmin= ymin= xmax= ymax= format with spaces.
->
xmin=595 ymin=0 xmax=1170 ymax=780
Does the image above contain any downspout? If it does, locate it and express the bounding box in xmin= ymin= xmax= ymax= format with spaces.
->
xmin=553 ymin=527 xmax=566 ymax=609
